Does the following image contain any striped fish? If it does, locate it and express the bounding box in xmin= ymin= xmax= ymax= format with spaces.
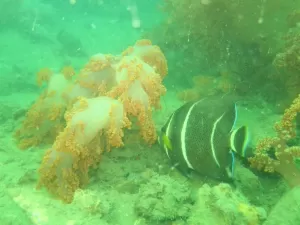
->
xmin=158 ymin=96 xmax=250 ymax=181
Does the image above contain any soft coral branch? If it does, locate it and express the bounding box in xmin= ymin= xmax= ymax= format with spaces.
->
xmin=249 ymin=94 xmax=300 ymax=187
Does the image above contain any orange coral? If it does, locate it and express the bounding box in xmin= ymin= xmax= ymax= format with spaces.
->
xmin=105 ymin=103 xmax=131 ymax=151
xmin=14 ymin=93 xmax=66 ymax=149
xmin=125 ymin=99 xmax=157 ymax=144
xmin=177 ymin=88 xmax=200 ymax=102
xmin=36 ymin=67 xmax=52 ymax=87
xmin=177 ymin=72 xmax=238 ymax=103
xmin=140 ymin=70 xmax=166 ymax=109
xmin=249 ymin=94 xmax=300 ymax=187
xmin=192 ymin=75 xmax=214 ymax=87
xmin=122 ymin=39 xmax=168 ymax=78
xmin=37 ymin=96 xmax=128 ymax=203
xmin=135 ymin=39 xmax=153 ymax=46
xmin=17 ymin=40 xmax=167 ymax=203
xmin=82 ymin=54 xmax=113 ymax=73
xmin=37 ymin=126 xmax=103 ymax=203
xmin=176 ymin=75 xmax=214 ymax=102
xmin=106 ymin=56 xmax=165 ymax=144
xmin=61 ymin=65 xmax=76 ymax=80
xmin=76 ymin=54 xmax=116 ymax=95
xmin=15 ymin=70 xmax=72 ymax=150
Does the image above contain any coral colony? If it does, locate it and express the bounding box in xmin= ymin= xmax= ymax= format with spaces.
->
xmin=15 ymin=40 xmax=168 ymax=203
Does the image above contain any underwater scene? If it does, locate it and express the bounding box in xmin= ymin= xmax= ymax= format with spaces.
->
xmin=1 ymin=0 xmax=300 ymax=224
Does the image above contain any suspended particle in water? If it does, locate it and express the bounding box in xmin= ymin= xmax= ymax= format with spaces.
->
xmin=70 ymin=0 xmax=76 ymax=5
xmin=127 ymin=3 xmax=141 ymax=28
xmin=97 ymin=0 xmax=104 ymax=5
xmin=132 ymin=18 xmax=141 ymax=28
xmin=258 ymin=0 xmax=266 ymax=24
xmin=201 ymin=0 xmax=211 ymax=5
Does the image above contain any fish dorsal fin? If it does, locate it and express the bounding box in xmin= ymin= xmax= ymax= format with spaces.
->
xmin=230 ymin=126 xmax=250 ymax=157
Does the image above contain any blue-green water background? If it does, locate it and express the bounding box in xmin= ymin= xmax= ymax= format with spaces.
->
xmin=1 ymin=0 xmax=300 ymax=225
xmin=0 ymin=0 xmax=163 ymax=95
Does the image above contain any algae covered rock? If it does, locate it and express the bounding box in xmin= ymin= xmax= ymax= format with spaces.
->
xmin=134 ymin=173 xmax=193 ymax=221
xmin=263 ymin=186 xmax=300 ymax=225
xmin=234 ymin=163 xmax=263 ymax=202
xmin=188 ymin=183 xmax=267 ymax=225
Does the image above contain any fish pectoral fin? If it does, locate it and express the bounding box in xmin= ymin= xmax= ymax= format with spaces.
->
xmin=225 ymin=166 xmax=234 ymax=180
xmin=178 ymin=167 xmax=192 ymax=178
xmin=229 ymin=150 xmax=235 ymax=177
xmin=170 ymin=163 xmax=192 ymax=178
xmin=230 ymin=125 xmax=250 ymax=157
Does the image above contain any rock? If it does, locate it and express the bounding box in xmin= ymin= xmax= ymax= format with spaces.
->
xmin=263 ymin=187 xmax=300 ymax=225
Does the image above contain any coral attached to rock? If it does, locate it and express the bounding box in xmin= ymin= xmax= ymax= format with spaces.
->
xmin=135 ymin=173 xmax=193 ymax=221
xmin=188 ymin=183 xmax=267 ymax=225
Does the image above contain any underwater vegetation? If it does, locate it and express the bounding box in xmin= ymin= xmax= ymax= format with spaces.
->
xmin=273 ymin=26 xmax=300 ymax=104
xmin=148 ymin=0 xmax=300 ymax=109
